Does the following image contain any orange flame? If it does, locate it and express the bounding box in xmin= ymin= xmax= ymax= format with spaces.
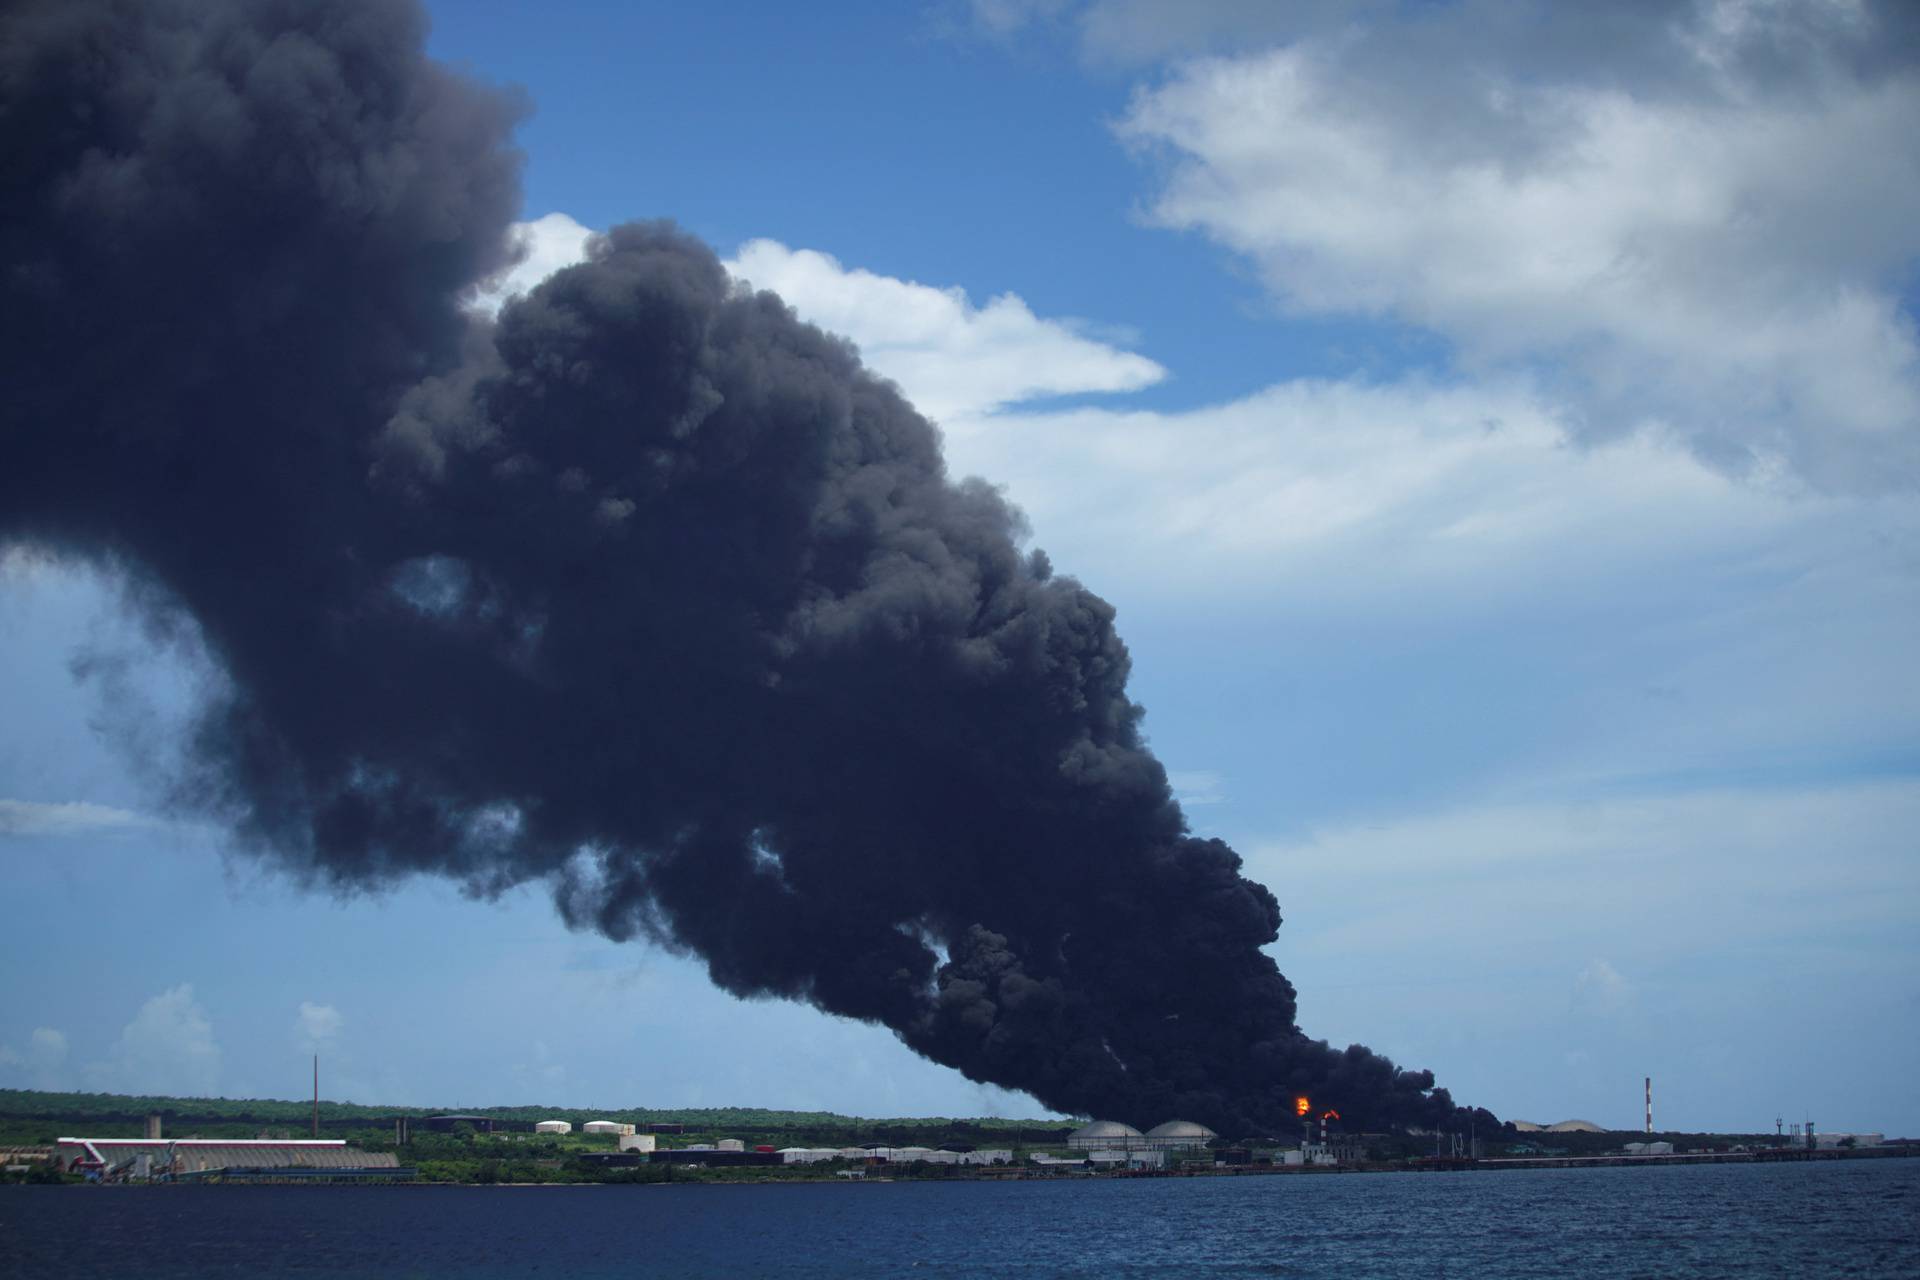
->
xmin=1294 ymin=1096 xmax=1311 ymax=1117
xmin=1321 ymin=1109 xmax=1341 ymax=1122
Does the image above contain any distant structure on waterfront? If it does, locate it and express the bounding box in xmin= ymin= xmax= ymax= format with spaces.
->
xmin=1510 ymin=1119 xmax=1607 ymax=1133
xmin=422 ymin=1115 xmax=500 ymax=1133
xmin=582 ymin=1120 xmax=635 ymax=1136
xmin=54 ymin=1120 xmax=404 ymax=1184
xmin=1066 ymin=1119 xmax=1218 ymax=1152
xmin=773 ymin=1145 xmax=1013 ymax=1167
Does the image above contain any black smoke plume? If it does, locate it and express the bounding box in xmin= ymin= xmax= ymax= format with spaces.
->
xmin=2 ymin=0 xmax=1471 ymax=1134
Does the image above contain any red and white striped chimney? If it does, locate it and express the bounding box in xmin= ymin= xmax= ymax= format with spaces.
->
xmin=1645 ymin=1076 xmax=1653 ymax=1135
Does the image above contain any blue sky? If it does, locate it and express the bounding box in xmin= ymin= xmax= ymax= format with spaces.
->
xmin=4 ymin=0 xmax=1918 ymax=1135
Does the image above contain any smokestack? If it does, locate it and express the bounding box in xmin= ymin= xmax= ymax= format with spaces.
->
xmin=145 ymin=1113 xmax=162 ymax=1141
xmin=0 ymin=0 xmax=1474 ymax=1138
xmin=313 ymin=1056 xmax=319 ymax=1140
xmin=1645 ymin=1076 xmax=1652 ymax=1135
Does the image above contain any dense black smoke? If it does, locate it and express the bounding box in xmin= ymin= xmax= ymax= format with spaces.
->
xmin=2 ymin=0 xmax=1472 ymax=1133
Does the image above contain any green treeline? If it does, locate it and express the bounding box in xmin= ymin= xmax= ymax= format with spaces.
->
xmin=0 ymin=1087 xmax=1069 ymax=1150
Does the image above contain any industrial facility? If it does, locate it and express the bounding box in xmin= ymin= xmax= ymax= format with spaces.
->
xmin=1509 ymin=1119 xmax=1607 ymax=1133
xmin=1066 ymin=1119 xmax=1217 ymax=1152
xmin=53 ymin=1137 xmax=406 ymax=1182
xmin=772 ymin=1145 xmax=1014 ymax=1166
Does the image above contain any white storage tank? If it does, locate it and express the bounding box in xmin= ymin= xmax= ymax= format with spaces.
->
xmin=716 ymin=1138 xmax=745 ymax=1152
xmin=1144 ymin=1120 xmax=1217 ymax=1150
xmin=582 ymin=1120 xmax=635 ymax=1136
xmin=534 ymin=1120 xmax=572 ymax=1135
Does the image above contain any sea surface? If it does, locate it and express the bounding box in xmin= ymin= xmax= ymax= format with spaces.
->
xmin=6 ymin=1158 xmax=1916 ymax=1277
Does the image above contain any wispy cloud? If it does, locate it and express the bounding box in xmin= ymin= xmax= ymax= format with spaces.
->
xmin=1572 ymin=958 xmax=1633 ymax=1017
xmin=293 ymin=1001 xmax=344 ymax=1054
xmin=0 ymin=798 xmax=157 ymax=837
xmin=1168 ymin=770 xmax=1226 ymax=807
xmin=88 ymin=985 xmax=222 ymax=1097
xmin=0 ymin=1027 xmax=70 ymax=1091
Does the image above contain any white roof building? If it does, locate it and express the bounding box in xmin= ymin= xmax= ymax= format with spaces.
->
xmin=53 ymin=1138 xmax=398 ymax=1178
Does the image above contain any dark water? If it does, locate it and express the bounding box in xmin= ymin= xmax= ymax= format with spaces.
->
xmin=6 ymin=1159 xmax=1918 ymax=1277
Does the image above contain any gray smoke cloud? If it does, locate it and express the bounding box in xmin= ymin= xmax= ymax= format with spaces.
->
xmin=1 ymin=0 xmax=1478 ymax=1133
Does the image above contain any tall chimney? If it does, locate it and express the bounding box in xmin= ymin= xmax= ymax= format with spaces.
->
xmin=1645 ymin=1076 xmax=1652 ymax=1135
xmin=312 ymin=1055 xmax=319 ymax=1139
xmin=145 ymin=1113 xmax=162 ymax=1140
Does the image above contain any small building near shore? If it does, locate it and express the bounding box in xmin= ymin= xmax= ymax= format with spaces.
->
xmin=1814 ymin=1132 xmax=1883 ymax=1149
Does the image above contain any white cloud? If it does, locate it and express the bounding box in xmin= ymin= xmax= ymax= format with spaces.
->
xmin=0 ymin=1027 xmax=71 ymax=1090
xmin=93 ymin=985 xmax=222 ymax=1097
xmin=469 ymin=212 xmax=596 ymax=317
xmin=1572 ymin=959 xmax=1633 ymax=1017
xmin=0 ymin=798 xmax=156 ymax=837
xmin=1167 ymin=770 xmax=1226 ymax=807
xmin=1116 ymin=9 xmax=1920 ymax=490
xmin=724 ymin=239 xmax=1165 ymax=423
xmin=293 ymin=1001 xmax=344 ymax=1054
xmin=463 ymin=218 xmax=1165 ymax=427
xmin=942 ymin=374 xmax=1852 ymax=600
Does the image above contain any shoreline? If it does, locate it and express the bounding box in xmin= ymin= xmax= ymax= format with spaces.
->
xmin=14 ymin=1146 xmax=1911 ymax=1188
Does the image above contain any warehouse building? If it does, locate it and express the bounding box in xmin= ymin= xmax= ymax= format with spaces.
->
xmin=1813 ymin=1132 xmax=1883 ymax=1149
xmin=649 ymin=1148 xmax=781 ymax=1167
xmin=773 ymin=1146 xmax=1012 ymax=1166
xmin=54 ymin=1137 xmax=404 ymax=1182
